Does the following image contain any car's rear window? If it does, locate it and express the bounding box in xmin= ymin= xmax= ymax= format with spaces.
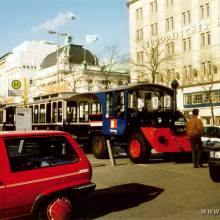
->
xmin=4 ymin=135 xmax=79 ymax=172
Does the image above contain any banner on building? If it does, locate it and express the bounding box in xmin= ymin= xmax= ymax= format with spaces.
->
xmin=8 ymin=79 xmax=24 ymax=96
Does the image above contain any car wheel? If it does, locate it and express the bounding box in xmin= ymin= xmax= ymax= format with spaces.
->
xmin=127 ymin=133 xmax=151 ymax=163
xmin=37 ymin=196 xmax=72 ymax=220
xmin=209 ymin=164 xmax=220 ymax=182
xmin=91 ymin=135 xmax=109 ymax=159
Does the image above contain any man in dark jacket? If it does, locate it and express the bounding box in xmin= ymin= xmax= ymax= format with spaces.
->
xmin=186 ymin=109 xmax=204 ymax=168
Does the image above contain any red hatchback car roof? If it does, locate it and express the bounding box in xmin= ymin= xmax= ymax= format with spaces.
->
xmin=0 ymin=130 xmax=68 ymax=138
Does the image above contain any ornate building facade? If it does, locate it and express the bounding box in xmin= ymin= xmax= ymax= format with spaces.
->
xmin=128 ymin=0 xmax=220 ymax=124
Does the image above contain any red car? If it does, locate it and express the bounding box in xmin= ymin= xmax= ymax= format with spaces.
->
xmin=0 ymin=131 xmax=95 ymax=220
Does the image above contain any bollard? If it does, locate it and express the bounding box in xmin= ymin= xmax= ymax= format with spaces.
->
xmin=106 ymin=139 xmax=116 ymax=166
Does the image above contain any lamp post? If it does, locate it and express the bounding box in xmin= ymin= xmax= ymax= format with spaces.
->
xmin=49 ymin=31 xmax=68 ymax=85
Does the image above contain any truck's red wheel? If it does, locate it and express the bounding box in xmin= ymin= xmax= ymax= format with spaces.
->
xmin=47 ymin=197 xmax=72 ymax=220
xmin=128 ymin=133 xmax=151 ymax=163
xmin=91 ymin=135 xmax=108 ymax=159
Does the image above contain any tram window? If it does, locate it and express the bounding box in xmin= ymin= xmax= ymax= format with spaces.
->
xmin=106 ymin=93 xmax=113 ymax=118
xmin=0 ymin=110 xmax=3 ymax=123
xmin=52 ymin=102 xmax=57 ymax=123
xmin=39 ymin=104 xmax=46 ymax=123
xmin=115 ymin=92 xmax=125 ymax=117
xmin=91 ymin=102 xmax=101 ymax=114
xmin=46 ymin=103 xmax=51 ymax=123
xmin=58 ymin=101 xmax=62 ymax=123
xmin=164 ymin=95 xmax=171 ymax=108
xmin=79 ymin=102 xmax=89 ymax=122
xmin=67 ymin=101 xmax=77 ymax=123
xmin=34 ymin=105 xmax=39 ymax=123
xmin=29 ymin=106 xmax=33 ymax=123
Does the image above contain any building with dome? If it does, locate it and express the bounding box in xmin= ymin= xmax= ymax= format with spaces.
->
xmin=28 ymin=42 xmax=129 ymax=100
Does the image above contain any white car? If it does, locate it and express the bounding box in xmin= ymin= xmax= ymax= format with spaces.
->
xmin=202 ymin=126 xmax=220 ymax=153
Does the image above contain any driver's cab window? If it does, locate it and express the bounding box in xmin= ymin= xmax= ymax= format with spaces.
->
xmin=137 ymin=91 xmax=152 ymax=112
xmin=115 ymin=91 xmax=125 ymax=118
xmin=106 ymin=93 xmax=113 ymax=118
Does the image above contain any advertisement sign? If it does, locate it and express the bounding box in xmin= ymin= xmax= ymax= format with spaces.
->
xmin=16 ymin=108 xmax=32 ymax=131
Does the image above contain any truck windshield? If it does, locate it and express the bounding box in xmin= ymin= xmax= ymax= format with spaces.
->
xmin=128 ymin=90 xmax=172 ymax=113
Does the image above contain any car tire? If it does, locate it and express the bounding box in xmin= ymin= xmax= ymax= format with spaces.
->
xmin=91 ymin=135 xmax=109 ymax=159
xmin=209 ymin=164 xmax=220 ymax=182
xmin=37 ymin=196 xmax=72 ymax=220
xmin=127 ymin=133 xmax=151 ymax=163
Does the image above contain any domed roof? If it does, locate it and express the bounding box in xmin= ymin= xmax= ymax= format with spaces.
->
xmin=41 ymin=44 xmax=98 ymax=69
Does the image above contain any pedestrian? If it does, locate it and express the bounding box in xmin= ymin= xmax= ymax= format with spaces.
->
xmin=186 ymin=109 xmax=204 ymax=168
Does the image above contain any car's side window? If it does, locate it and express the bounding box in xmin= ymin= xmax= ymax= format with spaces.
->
xmin=4 ymin=136 xmax=79 ymax=172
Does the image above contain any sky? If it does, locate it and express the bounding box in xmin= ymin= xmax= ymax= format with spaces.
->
xmin=0 ymin=0 xmax=129 ymax=58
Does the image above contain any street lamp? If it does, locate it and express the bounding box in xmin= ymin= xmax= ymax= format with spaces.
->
xmin=49 ymin=31 xmax=69 ymax=85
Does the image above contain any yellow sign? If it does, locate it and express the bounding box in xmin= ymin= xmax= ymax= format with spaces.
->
xmin=11 ymin=80 xmax=21 ymax=89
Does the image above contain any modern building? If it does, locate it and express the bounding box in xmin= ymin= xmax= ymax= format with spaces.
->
xmin=128 ymin=0 xmax=220 ymax=125
xmin=0 ymin=41 xmax=57 ymax=103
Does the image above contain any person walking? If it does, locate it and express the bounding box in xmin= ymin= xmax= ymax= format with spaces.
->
xmin=186 ymin=109 xmax=204 ymax=168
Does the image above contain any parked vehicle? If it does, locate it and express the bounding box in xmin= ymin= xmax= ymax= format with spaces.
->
xmin=202 ymin=126 xmax=220 ymax=155
xmin=0 ymin=131 xmax=95 ymax=219
xmin=209 ymin=143 xmax=220 ymax=182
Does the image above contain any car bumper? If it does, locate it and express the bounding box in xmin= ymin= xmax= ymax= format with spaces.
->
xmin=74 ymin=182 xmax=96 ymax=195
xmin=209 ymin=160 xmax=220 ymax=167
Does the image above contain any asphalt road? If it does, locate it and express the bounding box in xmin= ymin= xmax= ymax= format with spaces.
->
xmin=72 ymin=154 xmax=220 ymax=220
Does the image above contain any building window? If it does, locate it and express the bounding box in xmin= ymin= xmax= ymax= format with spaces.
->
xmin=200 ymin=3 xmax=210 ymax=20
xmin=206 ymin=3 xmax=210 ymax=18
xmin=187 ymin=10 xmax=191 ymax=24
xmin=183 ymin=39 xmax=187 ymax=51
xmin=182 ymin=10 xmax=191 ymax=26
xmin=150 ymin=1 xmax=157 ymax=14
xmin=188 ymin=37 xmax=191 ymax=50
xmin=182 ymin=12 xmax=186 ymax=25
xmin=137 ymin=51 xmax=144 ymax=63
xmin=183 ymin=65 xmax=192 ymax=79
xmin=200 ymin=5 xmax=204 ymax=20
xmin=166 ymin=42 xmax=175 ymax=56
xmin=166 ymin=17 xmax=174 ymax=32
xmin=166 ymin=18 xmax=169 ymax=32
xmin=136 ymin=7 xmax=143 ymax=20
xmin=192 ymin=93 xmax=203 ymax=104
xmin=151 ymin=23 xmax=158 ymax=36
xmin=166 ymin=0 xmax=173 ymax=8
xmin=201 ymin=33 xmax=205 ymax=47
xmin=207 ymin=32 xmax=211 ymax=45
xmin=201 ymin=32 xmax=211 ymax=48
xmin=183 ymin=37 xmax=191 ymax=52
xmin=184 ymin=94 xmax=192 ymax=105
xmin=136 ymin=29 xmax=143 ymax=41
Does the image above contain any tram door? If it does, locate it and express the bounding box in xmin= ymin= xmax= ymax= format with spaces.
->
xmin=104 ymin=91 xmax=126 ymax=136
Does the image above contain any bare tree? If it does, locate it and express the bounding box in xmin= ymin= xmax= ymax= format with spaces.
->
xmin=201 ymin=64 xmax=218 ymax=125
xmin=98 ymin=45 xmax=128 ymax=89
xmin=131 ymin=39 xmax=174 ymax=83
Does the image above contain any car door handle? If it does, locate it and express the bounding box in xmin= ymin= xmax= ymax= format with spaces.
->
xmin=0 ymin=182 xmax=3 ymax=186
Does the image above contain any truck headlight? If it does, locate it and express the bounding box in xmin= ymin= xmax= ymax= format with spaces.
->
xmin=157 ymin=117 xmax=162 ymax=123
xmin=210 ymin=151 xmax=220 ymax=159
xmin=215 ymin=152 xmax=220 ymax=159
xmin=210 ymin=151 xmax=215 ymax=158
